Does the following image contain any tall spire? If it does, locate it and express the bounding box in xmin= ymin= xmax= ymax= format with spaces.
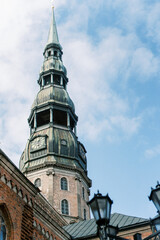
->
xmin=47 ymin=7 xmax=60 ymax=47
xmin=20 ymin=5 xmax=91 ymax=223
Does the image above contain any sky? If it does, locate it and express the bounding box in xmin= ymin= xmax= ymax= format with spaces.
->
xmin=0 ymin=0 xmax=160 ymax=219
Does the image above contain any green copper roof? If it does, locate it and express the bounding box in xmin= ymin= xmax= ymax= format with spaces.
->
xmin=63 ymin=213 xmax=149 ymax=239
xmin=47 ymin=7 xmax=60 ymax=47
xmin=31 ymin=85 xmax=75 ymax=113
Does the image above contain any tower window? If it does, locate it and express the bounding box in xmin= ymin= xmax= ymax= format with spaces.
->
xmin=61 ymin=199 xmax=69 ymax=215
xmin=54 ymin=51 xmax=57 ymax=56
xmin=31 ymin=118 xmax=34 ymax=129
xmin=34 ymin=178 xmax=41 ymax=188
xmin=63 ymin=80 xmax=66 ymax=89
xmin=44 ymin=75 xmax=51 ymax=85
xmin=54 ymin=74 xmax=60 ymax=85
xmin=0 ymin=215 xmax=6 ymax=240
xmin=54 ymin=110 xmax=67 ymax=127
xmin=61 ymin=139 xmax=67 ymax=146
xmin=48 ymin=51 xmax=51 ymax=57
xmin=60 ymin=139 xmax=68 ymax=156
xmin=84 ymin=209 xmax=86 ymax=220
xmin=82 ymin=187 xmax=85 ymax=200
xmin=70 ymin=116 xmax=75 ymax=131
xmin=61 ymin=177 xmax=68 ymax=190
xmin=37 ymin=110 xmax=50 ymax=127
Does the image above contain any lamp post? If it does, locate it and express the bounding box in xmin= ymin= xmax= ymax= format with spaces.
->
xmin=88 ymin=191 xmax=117 ymax=240
xmin=88 ymin=182 xmax=160 ymax=240
xmin=134 ymin=181 xmax=160 ymax=240
xmin=148 ymin=182 xmax=160 ymax=236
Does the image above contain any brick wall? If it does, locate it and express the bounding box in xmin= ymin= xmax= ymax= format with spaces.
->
xmin=26 ymin=166 xmax=90 ymax=223
xmin=0 ymin=151 xmax=70 ymax=240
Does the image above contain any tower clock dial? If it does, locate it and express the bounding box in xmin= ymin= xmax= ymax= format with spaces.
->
xmin=30 ymin=137 xmax=46 ymax=151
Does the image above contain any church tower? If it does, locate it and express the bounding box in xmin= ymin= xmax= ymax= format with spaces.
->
xmin=19 ymin=7 xmax=91 ymax=223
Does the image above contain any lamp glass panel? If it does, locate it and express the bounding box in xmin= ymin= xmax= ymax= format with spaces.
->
xmin=107 ymin=200 xmax=112 ymax=219
xmin=152 ymin=190 xmax=160 ymax=212
xmin=156 ymin=190 xmax=160 ymax=211
xmin=90 ymin=199 xmax=100 ymax=221
xmin=153 ymin=218 xmax=160 ymax=231
xmin=97 ymin=198 xmax=107 ymax=219
xmin=107 ymin=226 xmax=117 ymax=236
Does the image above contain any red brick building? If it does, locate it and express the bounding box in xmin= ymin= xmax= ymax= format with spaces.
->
xmin=0 ymin=149 xmax=70 ymax=240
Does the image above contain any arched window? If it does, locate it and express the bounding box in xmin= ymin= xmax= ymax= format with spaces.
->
xmin=61 ymin=177 xmax=68 ymax=190
xmin=61 ymin=199 xmax=69 ymax=215
xmin=82 ymin=187 xmax=85 ymax=200
xmin=0 ymin=215 xmax=6 ymax=240
xmin=34 ymin=178 xmax=41 ymax=188
xmin=84 ymin=209 xmax=86 ymax=220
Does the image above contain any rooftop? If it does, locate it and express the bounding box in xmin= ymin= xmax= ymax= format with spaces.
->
xmin=64 ymin=213 xmax=149 ymax=239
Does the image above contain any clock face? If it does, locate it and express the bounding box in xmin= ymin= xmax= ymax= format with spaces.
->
xmin=31 ymin=137 xmax=46 ymax=151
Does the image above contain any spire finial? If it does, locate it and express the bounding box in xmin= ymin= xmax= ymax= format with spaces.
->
xmin=51 ymin=0 xmax=54 ymax=8
xmin=45 ymin=3 xmax=61 ymax=48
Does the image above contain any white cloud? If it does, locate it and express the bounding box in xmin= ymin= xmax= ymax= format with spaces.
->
xmin=145 ymin=144 xmax=160 ymax=159
xmin=127 ymin=47 xmax=160 ymax=81
xmin=147 ymin=2 xmax=160 ymax=46
xmin=1 ymin=0 xmax=160 ymax=165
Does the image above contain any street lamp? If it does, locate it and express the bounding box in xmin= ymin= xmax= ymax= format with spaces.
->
xmin=88 ymin=182 xmax=160 ymax=240
xmin=148 ymin=182 xmax=160 ymax=235
xmin=149 ymin=182 xmax=160 ymax=214
xmin=88 ymin=191 xmax=113 ymax=227
xmin=88 ymin=191 xmax=114 ymax=240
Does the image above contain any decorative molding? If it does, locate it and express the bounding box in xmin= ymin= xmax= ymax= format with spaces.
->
xmin=46 ymin=169 xmax=55 ymax=176
xmin=1 ymin=175 xmax=7 ymax=184
xmin=7 ymin=180 xmax=12 ymax=189
xmin=75 ymin=174 xmax=81 ymax=182
xmin=33 ymin=220 xmax=54 ymax=240
xmin=0 ymin=173 xmax=34 ymax=207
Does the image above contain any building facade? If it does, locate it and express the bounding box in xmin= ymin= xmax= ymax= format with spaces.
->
xmin=0 ymin=149 xmax=70 ymax=240
xmin=19 ymin=7 xmax=91 ymax=223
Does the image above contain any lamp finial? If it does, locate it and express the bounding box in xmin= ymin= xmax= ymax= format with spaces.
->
xmin=156 ymin=181 xmax=160 ymax=188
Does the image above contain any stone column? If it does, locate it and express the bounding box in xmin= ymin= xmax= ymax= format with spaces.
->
xmin=34 ymin=112 xmax=37 ymax=128
xmin=51 ymin=74 xmax=54 ymax=84
xmin=67 ymin=112 xmax=70 ymax=128
xmin=74 ymin=125 xmax=77 ymax=136
xmin=50 ymin=108 xmax=53 ymax=123
xmin=60 ymin=76 xmax=63 ymax=86
xmin=42 ymin=77 xmax=44 ymax=87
